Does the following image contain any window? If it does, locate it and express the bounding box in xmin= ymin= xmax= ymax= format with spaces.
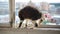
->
xmin=15 ymin=0 xmax=60 ymax=28
xmin=0 ymin=0 xmax=11 ymax=27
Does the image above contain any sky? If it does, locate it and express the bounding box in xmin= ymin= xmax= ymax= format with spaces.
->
xmin=15 ymin=0 xmax=60 ymax=3
xmin=0 ymin=0 xmax=8 ymax=2
xmin=0 ymin=0 xmax=60 ymax=3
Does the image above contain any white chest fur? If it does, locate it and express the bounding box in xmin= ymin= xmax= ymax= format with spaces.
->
xmin=21 ymin=19 xmax=35 ymax=29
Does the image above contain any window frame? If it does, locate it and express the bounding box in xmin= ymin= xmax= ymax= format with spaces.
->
xmin=9 ymin=0 xmax=15 ymax=28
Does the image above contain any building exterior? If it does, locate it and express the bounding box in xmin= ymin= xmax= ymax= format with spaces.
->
xmin=40 ymin=2 xmax=49 ymax=11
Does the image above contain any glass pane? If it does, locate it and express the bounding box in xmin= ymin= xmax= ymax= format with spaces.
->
xmin=15 ymin=0 xmax=60 ymax=27
xmin=0 ymin=0 xmax=10 ymax=26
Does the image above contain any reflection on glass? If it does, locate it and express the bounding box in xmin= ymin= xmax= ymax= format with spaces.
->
xmin=0 ymin=0 xmax=10 ymax=23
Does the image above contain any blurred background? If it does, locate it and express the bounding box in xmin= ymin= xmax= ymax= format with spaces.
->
xmin=15 ymin=0 xmax=60 ymax=25
xmin=0 ymin=0 xmax=60 ymax=26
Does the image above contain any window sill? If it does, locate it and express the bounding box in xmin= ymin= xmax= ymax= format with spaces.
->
xmin=0 ymin=23 xmax=11 ymax=28
xmin=33 ymin=28 xmax=60 ymax=31
xmin=0 ymin=28 xmax=60 ymax=31
xmin=38 ymin=25 xmax=60 ymax=28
